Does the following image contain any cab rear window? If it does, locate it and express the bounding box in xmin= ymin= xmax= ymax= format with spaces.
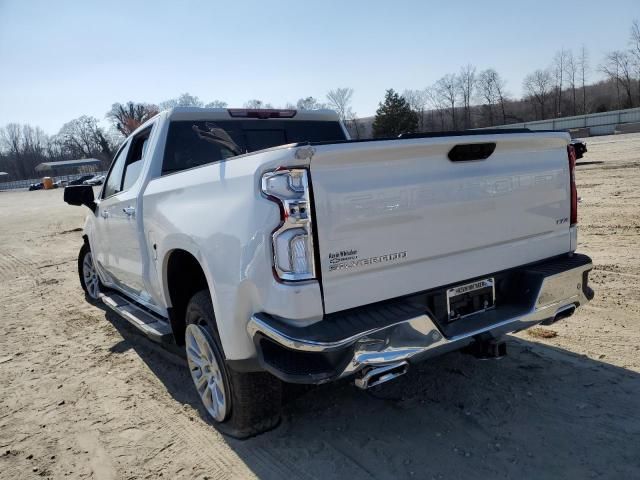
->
xmin=162 ymin=120 xmax=345 ymax=175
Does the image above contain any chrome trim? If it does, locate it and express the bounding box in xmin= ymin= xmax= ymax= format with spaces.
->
xmin=554 ymin=303 xmax=576 ymax=318
xmin=247 ymin=314 xmax=436 ymax=353
xmin=354 ymin=361 xmax=409 ymax=389
xmin=247 ymin=260 xmax=593 ymax=381
xmin=446 ymin=277 xmax=496 ymax=321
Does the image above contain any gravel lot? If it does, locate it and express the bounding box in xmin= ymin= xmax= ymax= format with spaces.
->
xmin=1 ymin=133 xmax=639 ymax=479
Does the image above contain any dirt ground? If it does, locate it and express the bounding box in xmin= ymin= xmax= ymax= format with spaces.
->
xmin=1 ymin=133 xmax=639 ymax=480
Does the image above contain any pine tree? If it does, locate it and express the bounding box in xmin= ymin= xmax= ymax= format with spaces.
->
xmin=372 ymin=89 xmax=419 ymax=138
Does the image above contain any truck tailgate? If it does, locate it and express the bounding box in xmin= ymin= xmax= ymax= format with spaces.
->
xmin=310 ymin=132 xmax=572 ymax=314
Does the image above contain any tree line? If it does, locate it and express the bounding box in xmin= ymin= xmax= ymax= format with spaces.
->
xmin=371 ymin=20 xmax=640 ymax=137
xmin=2 ymin=20 xmax=640 ymax=179
xmin=0 ymin=88 xmax=357 ymax=180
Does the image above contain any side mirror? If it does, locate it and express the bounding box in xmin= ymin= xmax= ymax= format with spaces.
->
xmin=64 ymin=185 xmax=97 ymax=212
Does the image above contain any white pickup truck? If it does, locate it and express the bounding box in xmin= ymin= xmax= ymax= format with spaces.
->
xmin=64 ymin=107 xmax=594 ymax=437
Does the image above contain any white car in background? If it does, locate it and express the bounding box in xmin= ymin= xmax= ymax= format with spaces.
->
xmin=83 ymin=174 xmax=105 ymax=186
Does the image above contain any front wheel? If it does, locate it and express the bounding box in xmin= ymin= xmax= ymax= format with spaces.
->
xmin=78 ymin=242 xmax=102 ymax=302
xmin=185 ymin=290 xmax=282 ymax=438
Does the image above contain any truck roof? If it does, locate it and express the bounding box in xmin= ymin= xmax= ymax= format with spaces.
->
xmin=166 ymin=107 xmax=341 ymax=122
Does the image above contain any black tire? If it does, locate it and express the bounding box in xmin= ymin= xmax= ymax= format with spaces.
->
xmin=185 ymin=290 xmax=282 ymax=438
xmin=77 ymin=242 xmax=103 ymax=303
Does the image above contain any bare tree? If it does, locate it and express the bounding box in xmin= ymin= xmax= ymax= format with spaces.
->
xmin=436 ymin=74 xmax=459 ymax=130
xmin=22 ymin=125 xmax=49 ymax=176
xmin=204 ymin=100 xmax=228 ymax=108
xmin=401 ymin=89 xmax=429 ymax=131
xmin=630 ymin=20 xmax=640 ymax=105
xmin=107 ymin=102 xmax=159 ymax=137
xmin=579 ymin=45 xmax=589 ymax=114
xmin=423 ymin=85 xmax=447 ymax=131
xmin=523 ymin=69 xmax=553 ymax=119
xmin=0 ymin=124 xmax=22 ymax=157
xmin=21 ymin=125 xmax=47 ymax=155
xmin=632 ymin=19 xmax=640 ymax=61
xmin=159 ymin=93 xmax=204 ymax=110
xmin=326 ymin=88 xmax=354 ymax=121
xmin=159 ymin=94 xmax=227 ymax=110
xmin=603 ymin=52 xmax=621 ymax=108
xmin=477 ymin=69 xmax=502 ymax=126
xmin=492 ymin=71 xmax=509 ymax=125
xmin=0 ymin=124 xmax=49 ymax=178
xmin=296 ymin=97 xmax=326 ymax=110
xmin=565 ymin=51 xmax=579 ymax=116
xmin=0 ymin=124 xmax=27 ymax=178
xmin=56 ymin=116 xmax=114 ymax=162
xmin=326 ymin=88 xmax=360 ymax=136
xmin=552 ymin=49 xmax=569 ymax=117
xmin=601 ymin=50 xmax=634 ymax=108
xmin=458 ymin=65 xmax=476 ymax=129
xmin=243 ymin=99 xmax=274 ymax=109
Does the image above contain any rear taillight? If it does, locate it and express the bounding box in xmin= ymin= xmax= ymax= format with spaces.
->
xmin=228 ymin=109 xmax=297 ymax=119
xmin=568 ymin=145 xmax=578 ymax=226
xmin=261 ymin=168 xmax=315 ymax=281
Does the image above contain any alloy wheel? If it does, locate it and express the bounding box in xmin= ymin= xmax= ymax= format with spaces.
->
xmin=185 ymin=323 xmax=228 ymax=422
xmin=82 ymin=251 xmax=100 ymax=299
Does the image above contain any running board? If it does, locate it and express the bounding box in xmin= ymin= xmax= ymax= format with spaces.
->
xmin=101 ymin=293 xmax=173 ymax=344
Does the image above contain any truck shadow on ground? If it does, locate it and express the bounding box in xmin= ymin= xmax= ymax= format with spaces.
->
xmin=102 ymin=309 xmax=640 ymax=480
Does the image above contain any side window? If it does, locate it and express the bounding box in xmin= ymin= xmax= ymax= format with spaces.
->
xmin=122 ymin=128 xmax=152 ymax=191
xmin=102 ymin=143 xmax=128 ymax=198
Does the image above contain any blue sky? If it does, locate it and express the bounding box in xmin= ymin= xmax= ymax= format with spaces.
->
xmin=0 ymin=0 xmax=638 ymax=133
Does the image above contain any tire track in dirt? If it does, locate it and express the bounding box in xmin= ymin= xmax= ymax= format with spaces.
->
xmin=144 ymin=398 xmax=318 ymax=480
xmin=593 ymin=268 xmax=640 ymax=279
xmin=90 ymin=312 xmax=320 ymax=479
xmin=0 ymin=252 xmax=35 ymax=279
xmin=127 ymin=343 xmax=329 ymax=480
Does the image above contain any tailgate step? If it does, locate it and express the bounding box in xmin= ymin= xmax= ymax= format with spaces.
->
xmin=101 ymin=293 xmax=172 ymax=343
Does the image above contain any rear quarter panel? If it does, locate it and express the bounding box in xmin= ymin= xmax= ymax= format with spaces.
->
xmin=141 ymin=148 xmax=323 ymax=360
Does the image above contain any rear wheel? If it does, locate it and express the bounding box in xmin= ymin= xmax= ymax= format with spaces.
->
xmin=78 ymin=242 xmax=102 ymax=302
xmin=185 ymin=290 xmax=282 ymax=438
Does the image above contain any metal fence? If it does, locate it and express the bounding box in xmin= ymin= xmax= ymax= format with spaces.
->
xmin=482 ymin=107 xmax=640 ymax=136
xmin=0 ymin=171 xmax=108 ymax=191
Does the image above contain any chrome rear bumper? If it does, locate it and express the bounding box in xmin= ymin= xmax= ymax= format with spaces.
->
xmin=247 ymin=254 xmax=593 ymax=384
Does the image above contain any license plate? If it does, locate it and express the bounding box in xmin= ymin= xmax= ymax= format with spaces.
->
xmin=446 ymin=278 xmax=495 ymax=321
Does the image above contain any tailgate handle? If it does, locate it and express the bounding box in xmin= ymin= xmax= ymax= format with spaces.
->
xmin=448 ymin=143 xmax=496 ymax=162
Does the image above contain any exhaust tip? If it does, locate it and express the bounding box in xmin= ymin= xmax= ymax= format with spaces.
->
xmin=355 ymin=361 xmax=409 ymax=389
xmin=555 ymin=305 xmax=576 ymax=321
xmin=541 ymin=304 xmax=576 ymax=325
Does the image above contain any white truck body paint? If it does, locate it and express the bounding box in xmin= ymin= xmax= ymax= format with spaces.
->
xmin=81 ymin=107 xmax=578 ymax=361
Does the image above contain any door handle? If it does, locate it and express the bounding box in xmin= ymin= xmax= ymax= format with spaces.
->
xmin=123 ymin=206 xmax=136 ymax=217
xmin=101 ymin=210 xmax=109 ymax=219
